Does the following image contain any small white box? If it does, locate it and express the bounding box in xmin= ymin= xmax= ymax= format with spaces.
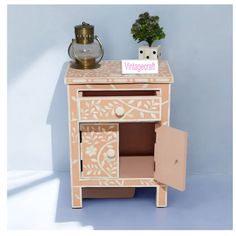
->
xmin=138 ymin=46 xmax=161 ymax=60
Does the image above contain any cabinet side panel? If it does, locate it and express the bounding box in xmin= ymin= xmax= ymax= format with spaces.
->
xmin=68 ymin=85 xmax=80 ymax=189
xmin=160 ymin=84 xmax=170 ymax=126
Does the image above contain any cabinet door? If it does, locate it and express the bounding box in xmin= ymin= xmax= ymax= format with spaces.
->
xmin=80 ymin=123 xmax=119 ymax=178
xmin=154 ymin=126 xmax=188 ymax=191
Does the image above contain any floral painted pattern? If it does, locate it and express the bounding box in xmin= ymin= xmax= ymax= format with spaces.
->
xmin=80 ymin=124 xmax=119 ymax=178
xmin=79 ymin=96 xmax=161 ymax=122
xmin=75 ymin=178 xmax=162 ymax=187
xmin=73 ymin=83 xmax=163 ymax=91
xmin=85 ymin=146 xmax=97 ymax=157
xmin=65 ymin=60 xmax=173 ymax=84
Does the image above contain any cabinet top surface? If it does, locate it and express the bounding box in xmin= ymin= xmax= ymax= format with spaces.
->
xmin=64 ymin=60 xmax=174 ymax=85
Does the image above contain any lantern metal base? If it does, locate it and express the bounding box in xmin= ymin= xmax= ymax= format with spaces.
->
xmin=75 ymin=58 xmax=96 ymax=69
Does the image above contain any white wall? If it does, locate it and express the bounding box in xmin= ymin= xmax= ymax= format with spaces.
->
xmin=8 ymin=5 xmax=232 ymax=174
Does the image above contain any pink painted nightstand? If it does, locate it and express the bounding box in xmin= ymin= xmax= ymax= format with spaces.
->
xmin=64 ymin=60 xmax=188 ymax=208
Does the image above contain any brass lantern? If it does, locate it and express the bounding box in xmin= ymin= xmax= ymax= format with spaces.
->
xmin=68 ymin=22 xmax=104 ymax=69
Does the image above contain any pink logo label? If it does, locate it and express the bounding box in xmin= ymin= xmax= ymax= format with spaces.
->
xmin=122 ymin=60 xmax=158 ymax=74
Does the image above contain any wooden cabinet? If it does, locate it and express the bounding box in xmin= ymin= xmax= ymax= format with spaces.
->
xmin=65 ymin=60 xmax=188 ymax=208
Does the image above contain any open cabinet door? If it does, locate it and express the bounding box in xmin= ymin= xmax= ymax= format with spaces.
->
xmin=154 ymin=126 xmax=188 ymax=191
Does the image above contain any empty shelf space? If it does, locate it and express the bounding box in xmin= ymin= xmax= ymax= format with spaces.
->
xmin=119 ymin=156 xmax=154 ymax=178
xmin=82 ymin=187 xmax=135 ymax=199
xmin=119 ymin=123 xmax=156 ymax=156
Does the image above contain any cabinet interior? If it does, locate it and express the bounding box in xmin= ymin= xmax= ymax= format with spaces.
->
xmin=119 ymin=123 xmax=156 ymax=178
xmin=81 ymin=90 xmax=157 ymax=97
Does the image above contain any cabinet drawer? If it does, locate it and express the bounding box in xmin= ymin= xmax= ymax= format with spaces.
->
xmin=80 ymin=124 xmax=119 ymax=178
xmin=79 ymin=96 xmax=161 ymax=122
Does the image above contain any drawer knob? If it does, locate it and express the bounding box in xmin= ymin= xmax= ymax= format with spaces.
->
xmin=107 ymin=149 xmax=116 ymax=159
xmin=115 ymin=106 xmax=125 ymax=117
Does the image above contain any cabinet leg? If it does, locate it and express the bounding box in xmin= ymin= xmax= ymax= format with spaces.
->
xmin=72 ymin=187 xmax=83 ymax=208
xmin=156 ymin=185 xmax=167 ymax=207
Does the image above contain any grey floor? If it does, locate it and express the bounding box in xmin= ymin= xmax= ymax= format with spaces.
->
xmin=7 ymin=171 xmax=232 ymax=230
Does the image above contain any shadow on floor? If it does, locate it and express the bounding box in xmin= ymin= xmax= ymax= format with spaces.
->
xmin=54 ymin=172 xmax=161 ymax=229
xmin=46 ymin=61 xmax=70 ymax=172
xmin=54 ymin=173 xmax=233 ymax=230
xmin=8 ymin=174 xmax=57 ymax=197
xmin=7 ymin=172 xmax=232 ymax=229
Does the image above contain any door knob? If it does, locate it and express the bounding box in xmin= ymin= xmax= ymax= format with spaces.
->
xmin=107 ymin=149 xmax=116 ymax=159
xmin=115 ymin=106 xmax=125 ymax=117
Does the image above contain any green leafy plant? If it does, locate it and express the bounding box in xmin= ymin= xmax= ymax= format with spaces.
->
xmin=131 ymin=12 xmax=165 ymax=47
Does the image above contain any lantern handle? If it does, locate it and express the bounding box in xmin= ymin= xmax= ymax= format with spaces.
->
xmin=94 ymin=35 xmax=104 ymax=64
xmin=68 ymin=39 xmax=76 ymax=60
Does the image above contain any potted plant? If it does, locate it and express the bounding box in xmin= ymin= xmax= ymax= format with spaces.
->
xmin=131 ymin=12 xmax=165 ymax=59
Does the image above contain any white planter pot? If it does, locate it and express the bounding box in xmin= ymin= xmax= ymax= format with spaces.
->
xmin=138 ymin=45 xmax=161 ymax=60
